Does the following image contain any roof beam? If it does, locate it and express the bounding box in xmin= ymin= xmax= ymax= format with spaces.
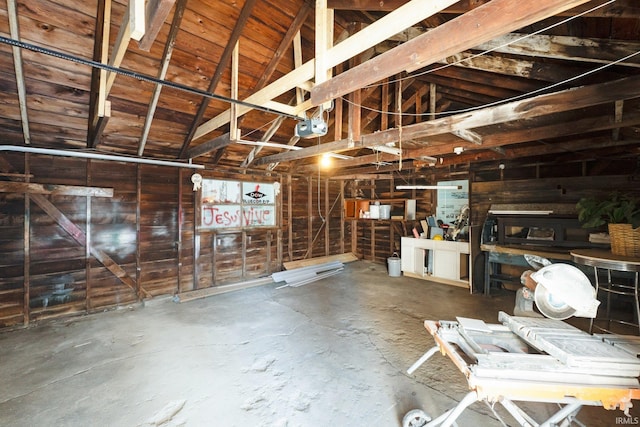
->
xmin=328 ymin=0 xmax=640 ymax=18
xmin=260 ymin=75 xmax=640 ymax=165
xmin=138 ymin=0 xmax=187 ymax=156
xmin=138 ymin=0 xmax=177 ymax=51
xmin=310 ymin=0 xmax=593 ymax=106
xmin=227 ymin=5 xmax=311 ymax=167
xmin=105 ymin=0 xmax=144 ymax=94
xmin=187 ymin=132 xmax=232 ymax=158
xmin=88 ymin=0 xmax=111 ymax=148
xmin=7 ymin=0 xmax=30 ymax=145
xmin=178 ymin=0 xmax=259 ymax=158
xmin=253 ymin=138 xmax=360 ymax=165
xmin=192 ymin=0 xmax=459 ymax=143
xmin=474 ymin=33 xmax=640 ymax=69
xmin=434 ymin=117 xmax=640 ymax=166
xmin=363 ymin=74 xmax=640 ymax=145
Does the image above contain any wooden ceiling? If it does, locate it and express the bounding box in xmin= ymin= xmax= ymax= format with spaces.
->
xmin=0 ymin=0 xmax=639 ymax=178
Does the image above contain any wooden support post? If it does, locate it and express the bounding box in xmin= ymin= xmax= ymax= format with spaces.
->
xmin=86 ymin=160 xmax=92 ymax=312
xmin=381 ymin=79 xmax=389 ymax=131
xmin=193 ymin=186 xmax=200 ymax=290
xmin=230 ymin=41 xmax=239 ymax=142
xmin=22 ymin=154 xmax=30 ymax=325
xmin=136 ymin=165 xmax=142 ymax=296
xmin=242 ymin=230 xmax=247 ymax=278
xmin=267 ymin=230 xmax=272 ymax=275
xmin=287 ymin=175 xmax=293 ymax=262
xmin=340 ymin=180 xmax=345 ymax=254
xmin=325 ymin=178 xmax=330 ymax=256
xmin=177 ymin=169 xmax=183 ymax=293
xmin=212 ymin=232 xmax=218 ymax=285
xmin=308 ymin=177 xmax=313 ymax=259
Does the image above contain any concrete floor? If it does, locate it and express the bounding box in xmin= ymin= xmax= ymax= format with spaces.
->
xmin=1 ymin=260 xmax=637 ymax=426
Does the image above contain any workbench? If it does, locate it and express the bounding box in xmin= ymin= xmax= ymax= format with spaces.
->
xmin=405 ymin=312 xmax=640 ymax=427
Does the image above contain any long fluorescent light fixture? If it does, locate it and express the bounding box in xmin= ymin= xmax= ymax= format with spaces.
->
xmin=396 ymin=185 xmax=462 ymax=190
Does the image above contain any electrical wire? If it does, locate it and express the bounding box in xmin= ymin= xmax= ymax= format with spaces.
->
xmin=0 ymin=35 xmax=303 ymax=121
xmin=405 ymin=0 xmax=617 ymax=85
xmin=343 ymin=0 xmax=631 ymax=118
xmin=345 ymin=48 xmax=640 ymax=118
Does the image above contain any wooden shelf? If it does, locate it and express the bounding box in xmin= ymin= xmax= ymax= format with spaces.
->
xmin=344 ymin=198 xmax=415 ymax=220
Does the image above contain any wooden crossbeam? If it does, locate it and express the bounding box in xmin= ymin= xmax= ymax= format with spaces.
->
xmin=0 ymin=182 xmax=114 ymax=197
xmin=310 ymin=0 xmax=593 ymax=106
xmin=138 ymin=0 xmax=177 ymax=51
xmin=186 ymin=132 xmax=232 ymax=158
xmin=192 ymin=0 xmax=457 ymax=143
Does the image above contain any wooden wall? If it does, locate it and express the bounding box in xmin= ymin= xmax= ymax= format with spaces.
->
xmin=346 ymin=177 xmax=435 ymax=263
xmin=0 ymin=155 xmax=353 ymax=329
xmin=3 ymin=149 xmax=637 ymax=328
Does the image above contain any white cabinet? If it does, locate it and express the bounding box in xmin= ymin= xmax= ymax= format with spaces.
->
xmin=401 ymin=237 xmax=470 ymax=288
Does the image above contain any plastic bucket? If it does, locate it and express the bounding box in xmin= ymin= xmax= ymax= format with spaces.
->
xmin=379 ymin=205 xmax=391 ymax=219
xmin=387 ymin=252 xmax=402 ymax=277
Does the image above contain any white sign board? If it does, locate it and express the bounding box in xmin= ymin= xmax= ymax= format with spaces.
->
xmin=201 ymin=179 xmax=277 ymax=229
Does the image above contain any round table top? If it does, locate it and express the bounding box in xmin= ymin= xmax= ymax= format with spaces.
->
xmin=570 ymin=248 xmax=640 ymax=272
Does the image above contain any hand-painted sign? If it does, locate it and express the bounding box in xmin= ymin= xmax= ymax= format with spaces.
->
xmin=201 ymin=180 xmax=276 ymax=229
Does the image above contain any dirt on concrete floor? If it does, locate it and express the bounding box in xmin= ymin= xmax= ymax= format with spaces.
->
xmin=0 ymin=260 xmax=637 ymax=426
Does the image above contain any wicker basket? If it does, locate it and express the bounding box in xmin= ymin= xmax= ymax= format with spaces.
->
xmin=608 ymin=223 xmax=640 ymax=257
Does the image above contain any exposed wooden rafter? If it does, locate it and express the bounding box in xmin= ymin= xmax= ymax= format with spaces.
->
xmin=106 ymin=0 xmax=146 ymax=94
xmin=474 ymin=33 xmax=640 ymax=69
xmin=310 ymin=0 xmax=593 ymax=106
xmin=258 ymin=75 xmax=640 ymax=165
xmin=177 ymin=0 xmax=259 ymax=158
xmin=137 ymin=0 xmax=187 ymax=156
xmin=7 ymin=0 xmax=30 ymax=145
xmin=327 ymin=0 xmax=640 ymax=18
xmin=138 ymin=0 xmax=177 ymax=51
xmin=190 ymin=0 xmax=459 ymax=145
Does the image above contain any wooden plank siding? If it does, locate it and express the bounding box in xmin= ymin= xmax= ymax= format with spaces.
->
xmin=2 ymin=146 xmax=640 ymax=328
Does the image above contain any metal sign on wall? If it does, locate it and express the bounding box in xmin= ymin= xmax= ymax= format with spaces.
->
xmin=200 ymin=180 xmax=277 ymax=229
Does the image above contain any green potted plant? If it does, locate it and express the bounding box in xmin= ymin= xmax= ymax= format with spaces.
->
xmin=576 ymin=192 xmax=640 ymax=256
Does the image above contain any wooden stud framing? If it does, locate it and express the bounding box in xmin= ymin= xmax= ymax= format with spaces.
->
xmin=325 ymin=178 xmax=330 ymax=255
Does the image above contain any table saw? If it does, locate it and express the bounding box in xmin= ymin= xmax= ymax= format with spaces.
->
xmin=404 ymin=312 xmax=640 ymax=427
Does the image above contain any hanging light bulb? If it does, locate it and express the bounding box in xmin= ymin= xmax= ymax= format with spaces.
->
xmin=320 ymin=153 xmax=332 ymax=168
